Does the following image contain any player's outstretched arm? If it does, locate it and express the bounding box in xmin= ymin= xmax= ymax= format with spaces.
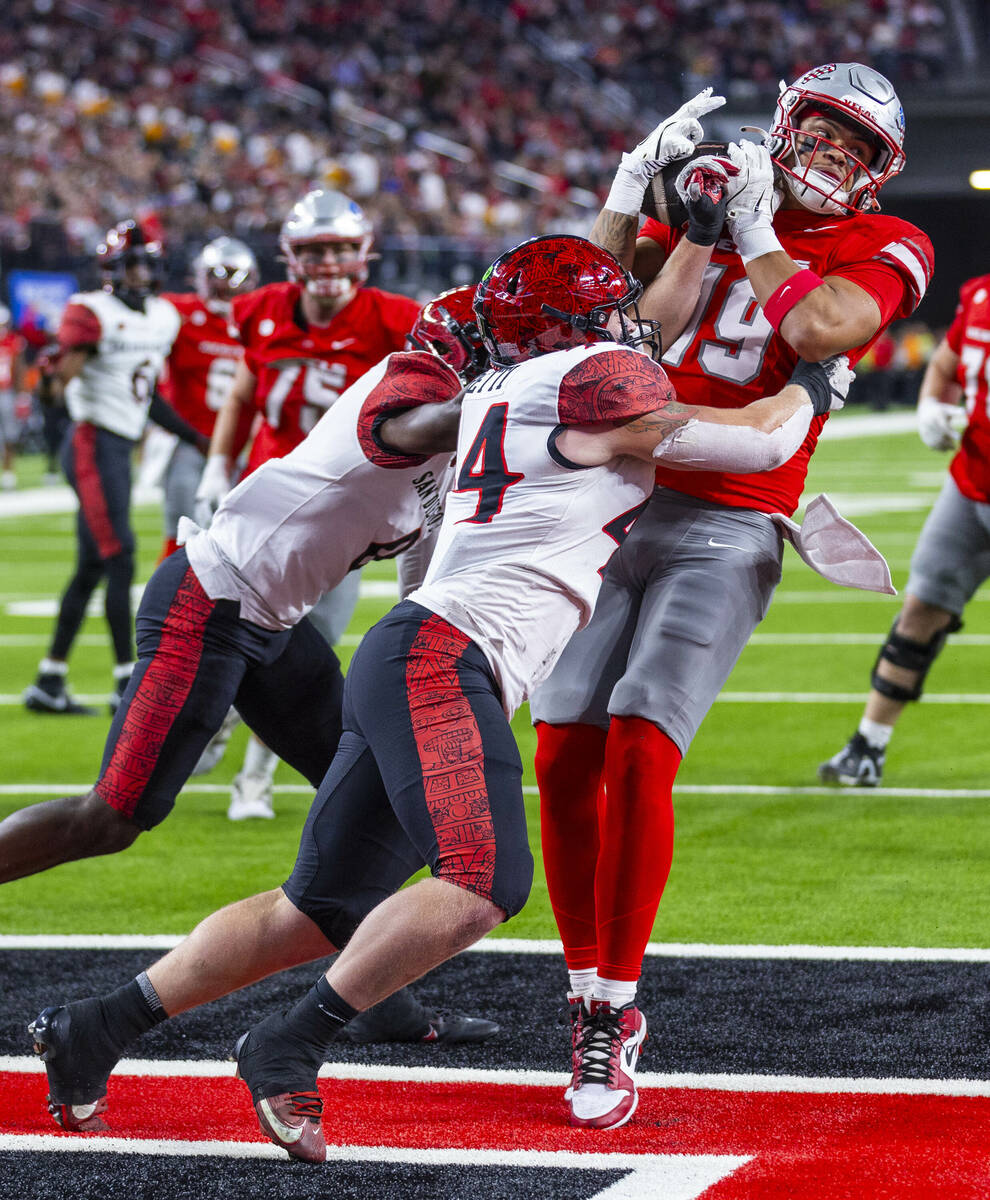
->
xmin=558 ymin=354 xmax=852 ymax=473
xmin=590 ymin=88 xmax=725 ymax=273
xmin=377 ymin=395 xmax=462 ymax=456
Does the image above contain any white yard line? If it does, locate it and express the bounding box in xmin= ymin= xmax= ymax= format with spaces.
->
xmin=0 ymin=1134 xmax=748 ymax=1198
xmin=2 ymin=933 xmax=988 ymax=961
xmin=0 ymin=1052 xmax=986 ymax=1097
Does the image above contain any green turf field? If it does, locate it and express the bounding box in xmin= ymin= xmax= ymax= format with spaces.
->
xmin=1 ymin=423 xmax=987 ymax=945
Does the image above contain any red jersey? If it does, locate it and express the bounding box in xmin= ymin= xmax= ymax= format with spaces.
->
xmin=640 ymin=207 xmax=933 ymax=514
xmin=232 ymin=281 xmax=419 ymax=473
xmin=158 ymin=293 xmax=243 ymax=440
xmin=946 ymin=274 xmax=990 ymax=503
xmin=0 ymin=330 xmax=25 ymax=390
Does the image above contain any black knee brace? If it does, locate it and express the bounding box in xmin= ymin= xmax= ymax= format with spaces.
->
xmin=870 ymin=614 xmax=962 ymax=703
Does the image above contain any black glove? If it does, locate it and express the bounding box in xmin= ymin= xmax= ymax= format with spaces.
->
xmin=683 ymin=165 xmax=729 ymax=246
xmin=788 ymin=356 xmax=853 ymax=417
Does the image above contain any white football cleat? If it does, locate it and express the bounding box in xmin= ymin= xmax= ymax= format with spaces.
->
xmin=228 ymin=771 xmax=275 ymax=821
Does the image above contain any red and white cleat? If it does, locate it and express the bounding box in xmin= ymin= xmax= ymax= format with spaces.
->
xmin=568 ymin=999 xmax=647 ymax=1130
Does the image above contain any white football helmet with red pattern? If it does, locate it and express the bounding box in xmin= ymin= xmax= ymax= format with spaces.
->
xmin=279 ymin=189 xmax=374 ymax=303
xmin=767 ymin=63 xmax=905 ymax=215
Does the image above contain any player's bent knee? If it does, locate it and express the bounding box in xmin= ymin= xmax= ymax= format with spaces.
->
xmin=435 ymin=855 xmax=533 ymax=923
xmin=61 ymin=790 xmax=141 ymax=856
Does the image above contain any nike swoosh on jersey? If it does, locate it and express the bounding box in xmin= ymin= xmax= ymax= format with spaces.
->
xmin=258 ymin=1097 xmax=305 ymax=1143
xmin=707 ymin=537 xmax=747 ymax=550
xmin=329 ymin=338 xmax=356 ymax=351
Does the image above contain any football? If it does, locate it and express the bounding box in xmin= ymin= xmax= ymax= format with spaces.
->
xmin=640 ymin=141 xmax=729 ymax=226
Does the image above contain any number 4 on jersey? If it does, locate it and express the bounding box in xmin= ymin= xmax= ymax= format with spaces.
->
xmin=456 ymin=402 xmax=524 ymax=523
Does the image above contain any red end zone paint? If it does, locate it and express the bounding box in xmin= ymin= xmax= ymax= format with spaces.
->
xmin=4 ymin=1072 xmax=989 ymax=1197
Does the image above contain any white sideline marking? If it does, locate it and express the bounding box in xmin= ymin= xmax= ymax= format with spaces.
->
xmin=0 ymin=1134 xmax=747 ymax=1198
xmin=1 ymin=1053 xmax=987 ymax=1098
xmin=2 ymin=934 xmax=988 ymax=961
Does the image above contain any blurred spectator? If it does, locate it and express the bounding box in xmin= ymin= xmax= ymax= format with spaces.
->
xmin=0 ymin=0 xmax=956 ymax=262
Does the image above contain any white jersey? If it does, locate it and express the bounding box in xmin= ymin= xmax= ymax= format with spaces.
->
xmin=60 ymin=290 xmax=180 ymax=441
xmin=183 ymin=350 xmax=457 ymax=631
xmin=410 ymin=342 xmax=658 ymax=716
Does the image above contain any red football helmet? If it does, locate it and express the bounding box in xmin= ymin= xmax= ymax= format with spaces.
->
xmin=767 ymin=63 xmax=906 ymax=215
xmin=406 ymin=285 xmax=489 ymax=382
xmin=97 ymin=220 xmax=163 ymax=302
xmin=473 ymin=235 xmax=661 ymax=366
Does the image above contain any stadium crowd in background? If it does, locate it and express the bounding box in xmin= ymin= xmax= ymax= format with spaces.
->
xmin=0 ymin=0 xmax=954 ymax=262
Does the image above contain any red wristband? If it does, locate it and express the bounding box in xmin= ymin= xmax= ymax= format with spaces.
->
xmin=763 ymin=269 xmax=824 ymax=333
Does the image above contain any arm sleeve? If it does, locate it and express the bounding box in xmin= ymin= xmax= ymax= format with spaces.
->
xmin=652 ymin=405 xmax=813 ymax=474
xmin=148 ymin=391 xmax=209 ymax=449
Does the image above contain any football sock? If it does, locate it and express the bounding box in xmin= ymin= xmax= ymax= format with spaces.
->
xmin=596 ymin=715 xmax=680 ymax=982
xmin=858 ymin=717 xmax=893 ymax=748
xmin=535 ymin=721 xmax=607 ymax=972
xmin=592 ymin=975 xmax=638 ymax=1009
xmin=568 ymin=968 xmax=597 ymax=1001
xmin=98 ymin=974 xmax=167 ymax=1052
xmin=241 ymin=737 xmax=279 ymax=780
xmin=282 ymin=976 xmax=358 ymax=1051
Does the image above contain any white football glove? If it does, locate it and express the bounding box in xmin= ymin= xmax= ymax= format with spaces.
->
xmin=193 ymin=453 xmax=231 ymax=528
xmin=605 ymin=87 xmax=726 ymax=216
xmin=717 ymin=140 xmax=783 ymax=264
xmin=917 ymin=395 xmax=966 ymax=451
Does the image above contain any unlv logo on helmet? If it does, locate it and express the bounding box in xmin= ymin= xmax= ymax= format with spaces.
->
xmin=473 ymin=235 xmax=661 ymax=366
xmin=407 ymin=285 xmax=488 ymax=382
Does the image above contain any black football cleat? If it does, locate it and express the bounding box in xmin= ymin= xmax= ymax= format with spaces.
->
xmin=29 ymin=1003 xmax=120 ymax=1132
xmin=341 ymin=986 xmax=499 ymax=1044
xmin=23 ymin=680 xmax=97 ymax=716
xmin=818 ymin=732 xmax=885 ymax=787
